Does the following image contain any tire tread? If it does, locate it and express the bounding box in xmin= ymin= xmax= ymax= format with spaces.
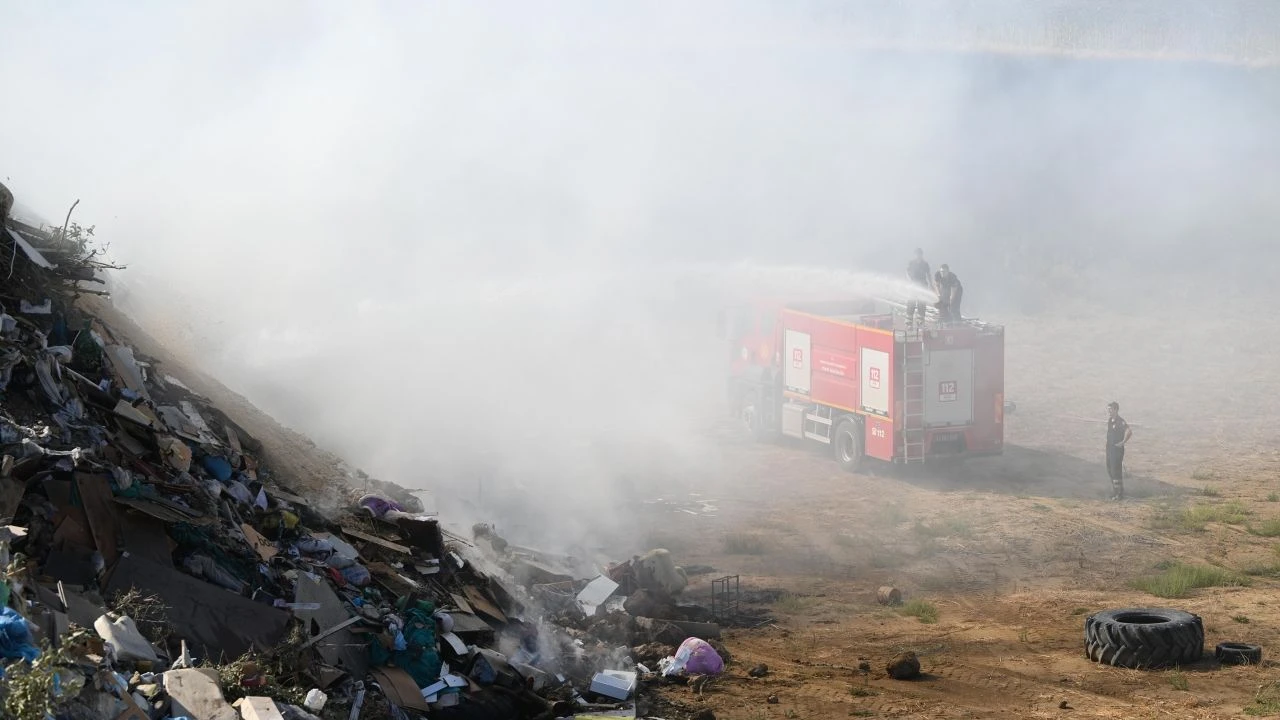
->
xmin=1083 ymin=608 xmax=1203 ymax=669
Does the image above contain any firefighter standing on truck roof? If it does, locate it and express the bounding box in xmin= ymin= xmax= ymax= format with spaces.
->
xmin=934 ymin=264 xmax=963 ymax=324
xmin=1106 ymin=401 xmax=1132 ymax=501
xmin=906 ymin=248 xmax=931 ymax=327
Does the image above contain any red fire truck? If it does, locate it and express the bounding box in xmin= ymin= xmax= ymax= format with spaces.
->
xmin=722 ymin=296 xmax=1005 ymax=471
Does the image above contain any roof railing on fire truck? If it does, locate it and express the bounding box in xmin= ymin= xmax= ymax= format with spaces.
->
xmin=873 ymin=298 xmax=1004 ymax=341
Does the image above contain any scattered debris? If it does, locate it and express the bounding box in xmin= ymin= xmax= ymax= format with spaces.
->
xmin=0 ymin=194 xmax=751 ymax=718
xmin=748 ymin=663 xmax=769 ymax=678
xmin=767 ymin=693 xmax=779 ymax=704
xmin=887 ymin=651 xmax=922 ymax=680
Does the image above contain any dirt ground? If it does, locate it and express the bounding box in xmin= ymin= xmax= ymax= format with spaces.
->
xmin=634 ymin=299 xmax=1280 ymax=720
xmin=77 ymin=295 xmax=358 ymax=504
xmin=81 ymin=290 xmax=1280 ymax=719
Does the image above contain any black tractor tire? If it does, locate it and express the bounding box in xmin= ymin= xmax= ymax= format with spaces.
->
xmin=1215 ymin=642 xmax=1263 ymax=666
xmin=1084 ymin=608 xmax=1204 ymax=669
xmin=833 ymin=418 xmax=864 ymax=473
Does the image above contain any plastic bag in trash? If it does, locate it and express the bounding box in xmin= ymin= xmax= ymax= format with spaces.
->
xmin=295 ymin=538 xmax=335 ymax=558
xmin=340 ymin=564 xmax=372 ymax=587
xmin=660 ymin=637 xmax=723 ymax=677
xmin=0 ymin=606 xmax=40 ymax=668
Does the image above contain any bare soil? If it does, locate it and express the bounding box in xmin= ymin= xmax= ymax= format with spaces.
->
xmin=640 ymin=301 xmax=1280 ymax=719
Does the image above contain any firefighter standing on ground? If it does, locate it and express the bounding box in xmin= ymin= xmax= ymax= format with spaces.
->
xmin=906 ymin=248 xmax=931 ymax=326
xmin=934 ymin=264 xmax=963 ymax=323
xmin=1106 ymin=401 xmax=1132 ymax=500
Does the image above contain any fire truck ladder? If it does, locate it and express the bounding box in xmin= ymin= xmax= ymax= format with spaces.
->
xmin=901 ymin=334 xmax=927 ymax=464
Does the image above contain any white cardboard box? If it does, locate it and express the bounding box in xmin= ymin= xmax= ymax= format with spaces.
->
xmin=589 ymin=670 xmax=636 ymax=701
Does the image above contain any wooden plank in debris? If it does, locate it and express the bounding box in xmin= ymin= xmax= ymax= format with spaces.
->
xmin=113 ymin=497 xmax=214 ymax=526
xmin=225 ymin=426 xmax=243 ymax=454
xmin=266 ymin=486 xmax=308 ymax=506
xmin=110 ymin=429 xmax=149 ymax=458
xmin=449 ymin=592 xmax=474 ymax=615
xmin=370 ymin=667 xmax=430 ymax=712
xmin=462 ymin=586 xmax=508 ymax=624
xmin=0 ymin=476 xmax=26 ymax=520
xmin=364 ymin=562 xmax=417 ymax=598
xmin=447 ymin=610 xmax=495 ymax=635
xmin=63 ymin=368 xmax=116 ymax=408
xmin=113 ymin=400 xmax=156 ymax=428
xmin=75 ymin=474 xmax=119 ymax=565
xmin=340 ymin=526 xmax=411 ymax=555
xmin=52 ymin=509 xmax=94 ymax=550
xmin=118 ymin=511 xmax=175 ymax=566
xmin=155 ymin=406 xmax=203 ymax=444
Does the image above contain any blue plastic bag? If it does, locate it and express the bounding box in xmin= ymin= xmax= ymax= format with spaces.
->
xmin=201 ymin=455 xmax=234 ymax=482
xmin=0 ymin=606 xmax=40 ymax=668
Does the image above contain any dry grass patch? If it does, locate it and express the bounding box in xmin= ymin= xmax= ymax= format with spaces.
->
xmin=1149 ymin=502 xmax=1250 ymax=532
xmin=1246 ymin=681 xmax=1280 ymax=716
xmin=1130 ymin=561 xmax=1249 ymax=599
xmin=899 ymin=598 xmax=939 ymax=624
xmin=1248 ymin=517 xmax=1280 ymax=537
xmin=773 ymin=592 xmax=816 ymax=614
xmin=723 ymin=532 xmax=770 ymax=555
xmin=911 ymin=516 xmax=974 ymax=539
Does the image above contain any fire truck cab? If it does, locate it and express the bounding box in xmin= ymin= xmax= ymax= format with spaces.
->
xmin=722 ymin=296 xmax=1005 ymax=471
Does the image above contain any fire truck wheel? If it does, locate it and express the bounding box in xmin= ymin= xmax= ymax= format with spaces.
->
xmin=834 ymin=418 xmax=864 ymax=472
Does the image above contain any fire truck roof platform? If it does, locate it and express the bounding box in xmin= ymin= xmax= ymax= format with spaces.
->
xmin=782 ymin=298 xmax=1003 ymax=337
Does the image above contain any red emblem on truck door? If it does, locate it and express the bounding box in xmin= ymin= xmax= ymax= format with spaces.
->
xmin=869 ymin=367 xmax=881 ymax=389
xmin=792 ymin=348 xmax=803 ymax=368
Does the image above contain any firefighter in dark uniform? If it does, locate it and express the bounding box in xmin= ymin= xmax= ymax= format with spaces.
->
xmin=934 ymin=264 xmax=963 ymax=324
xmin=905 ymin=248 xmax=931 ymax=326
xmin=1106 ymin=401 xmax=1132 ymax=500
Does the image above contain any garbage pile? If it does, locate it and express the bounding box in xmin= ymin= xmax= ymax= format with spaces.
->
xmin=0 ymin=222 xmax=732 ymax=718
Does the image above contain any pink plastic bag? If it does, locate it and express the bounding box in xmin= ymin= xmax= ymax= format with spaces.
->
xmin=671 ymin=637 xmax=724 ymax=676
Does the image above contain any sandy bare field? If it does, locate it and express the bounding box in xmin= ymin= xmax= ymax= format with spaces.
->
xmin=632 ymin=301 xmax=1280 ymax=719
